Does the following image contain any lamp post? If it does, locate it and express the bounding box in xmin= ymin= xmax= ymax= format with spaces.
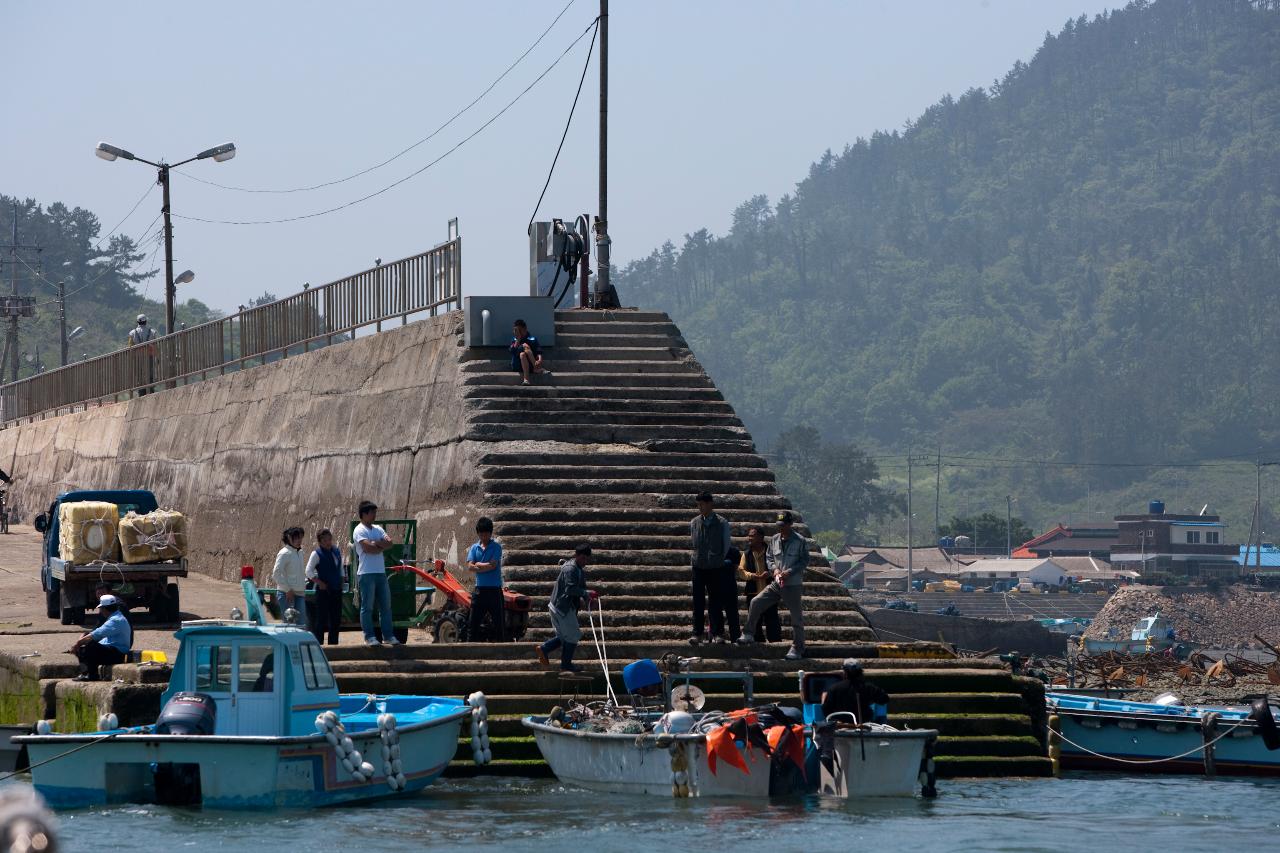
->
xmin=95 ymin=142 xmax=233 ymax=337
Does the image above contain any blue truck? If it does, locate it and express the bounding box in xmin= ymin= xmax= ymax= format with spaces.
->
xmin=35 ymin=489 xmax=187 ymax=625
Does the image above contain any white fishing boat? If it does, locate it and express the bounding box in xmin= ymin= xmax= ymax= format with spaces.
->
xmin=14 ymin=578 xmax=489 ymax=809
xmin=814 ymin=722 xmax=938 ymax=798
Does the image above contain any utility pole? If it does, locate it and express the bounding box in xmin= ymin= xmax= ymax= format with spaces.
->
xmin=160 ymin=164 xmax=176 ymax=336
xmin=2 ymin=203 xmax=40 ymax=383
xmin=1006 ymin=495 xmax=1015 ymax=557
xmin=934 ymin=445 xmax=942 ymax=539
xmin=58 ymin=280 xmax=68 ymax=367
xmin=1254 ymin=461 xmax=1278 ymax=575
xmin=594 ymin=0 xmax=610 ymax=303
xmin=907 ymin=452 xmax=913 ymax=591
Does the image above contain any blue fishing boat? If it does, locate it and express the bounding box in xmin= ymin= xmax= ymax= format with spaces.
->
xmin=14 ymin=578 xmax=488 ymax=808
xmin=1047 ymin=691 xmax=1280 ymax=776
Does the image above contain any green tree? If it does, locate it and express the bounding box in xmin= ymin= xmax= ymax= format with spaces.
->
xmin=938 ymin=513 xmax=1035 ymax=552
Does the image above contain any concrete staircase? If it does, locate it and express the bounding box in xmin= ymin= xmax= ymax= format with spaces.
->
xmin=462 ymin=309 xmax=875 ymax=645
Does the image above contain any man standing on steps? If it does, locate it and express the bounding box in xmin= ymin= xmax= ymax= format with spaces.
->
xmin=738 ymin=510 xmax=808 ymax=660
xmin=466 ymin=516 xmax=505 ymax=642
xmin=535 ymin=544 xmax=597 ymax=672
xmin=354 ymin=500 xmax=401 ymax=647
xmin=689 ymin=492 xmax=732 ymax=645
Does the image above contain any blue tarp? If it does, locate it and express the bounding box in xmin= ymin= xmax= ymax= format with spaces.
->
xmin=1234 ymin=545 xmax=1280 ymax=567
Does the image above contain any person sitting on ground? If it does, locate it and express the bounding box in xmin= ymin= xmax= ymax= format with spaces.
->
xmin=821 ymin=658 xmax=890 ymax=725
xmin=738 ymin=526 xmax=781 ymax=642
xmin=535 ymin=544 xmax=597 ymax=673
xmin=737 ymin=510 xmax=809 ymax=660
xmin=69 ymin=595 xmax=132 ymax=681
xmin=508 ymin=318 xmax=549 ymax=386
xmin=272 ymin=526 xmax=307 ymax=627
xmin=305 ymin=528 xmax=345 ymax=646
xmin=466 ymin=516 xmax=505 ymax=642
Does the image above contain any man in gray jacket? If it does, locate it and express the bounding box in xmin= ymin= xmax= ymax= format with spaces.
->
xmin=738 ymin=510 xmax=808 ymax=660
xmin=690 ymin=492 xmax=732 ymax=645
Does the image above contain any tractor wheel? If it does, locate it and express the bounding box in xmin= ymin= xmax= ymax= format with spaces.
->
xmin=432 ymin=610 xmax=468 ymax=644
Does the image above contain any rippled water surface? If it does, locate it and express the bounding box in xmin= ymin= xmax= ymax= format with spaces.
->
xmin=22 ymin=773 xmax=1280 ymax=852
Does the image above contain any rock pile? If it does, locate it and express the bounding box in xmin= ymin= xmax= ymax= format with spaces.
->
xmin=1085 ymin=585 xmax=1280 ymax=648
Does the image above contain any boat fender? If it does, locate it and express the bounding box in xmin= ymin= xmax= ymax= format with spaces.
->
xmin=35 ymin=720 xmax=51 ymax=736
xmin=324 ymin=731 xmax=340 ymax=747
xmin=390 ymin=743 xmax=401 ymax=761
xmin=341 ymin=756 xmax=356 ymax=774
xmin=359 ymin=761 xmax=375 ymax=779
xmin=340 ymin=736 xmax=354 ymax=754
xmin=97 ymin=713 xmax=118 ymax=731
xmin=468 ymin=693 xmax=490 ymax=764
xmin=349 ymin=749 xmax=363 ymax=768
xmin=669 ymin=743 xmax=691 ymax=797
xmin=1250 ymin=699 xmax=1280 ymax=751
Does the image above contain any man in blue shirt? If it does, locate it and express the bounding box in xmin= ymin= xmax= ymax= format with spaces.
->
xmin=69 ymin=595 xmax=132 ymax=681
xmin=466 ymin=517 xmax=505 ymax=642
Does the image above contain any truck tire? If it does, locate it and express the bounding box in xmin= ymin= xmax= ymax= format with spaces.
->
xmin=164 ymin=583 xmax=181 ymax=623
xmin=46 ymin=580 xmax=60 ymax=619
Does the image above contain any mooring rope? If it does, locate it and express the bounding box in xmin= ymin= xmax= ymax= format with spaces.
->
xmin=0 ymin=730 xmax=122 ymax=784
xmin=586 ymin=599 xmax=619 ymax=707
xmin=1053 ymin=715 xmax=1249 ymax=765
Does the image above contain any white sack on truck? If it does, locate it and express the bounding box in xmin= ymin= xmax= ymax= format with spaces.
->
xmin=118 ymin=509 xmax=188 ymax=564
xmin=58 ymin=501 xmax=121 ymax=564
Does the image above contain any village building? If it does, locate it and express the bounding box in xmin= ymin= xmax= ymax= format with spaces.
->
xmin=1108 ymin=503 xmax=1239 ymax=579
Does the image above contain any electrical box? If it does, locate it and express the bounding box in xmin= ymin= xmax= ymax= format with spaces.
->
xmin=529 ymin=218 xmax=586 ymax=298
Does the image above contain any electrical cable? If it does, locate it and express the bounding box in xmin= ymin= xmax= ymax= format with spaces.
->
xmin=526 ymin=15 xmax=600 ymax=233
xmin=94 ymin=182 xmax=157 ymax=248
xmin=178 ymin=0 xmax=579 ymax=195
xmin=21 ymin=213 xmax=164 ymax=306
xmin=173 ymin=19 xmax=600 ymax=226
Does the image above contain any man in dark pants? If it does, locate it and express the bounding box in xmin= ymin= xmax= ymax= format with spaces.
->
xmin=466 ymin=517 xmax=505 ymax=642
xmin=690 ymin=492 xmax=732 ymax=645
xmin=69 ymin=595 xmax=132 ymax=681
xmin=305 ymin=529 xmax=345 ymax=645
xmin=738 ymin=526 xmax=781 ymax=642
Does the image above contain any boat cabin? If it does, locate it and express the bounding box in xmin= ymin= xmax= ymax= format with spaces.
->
xmin=1130 ymin=614 xmax=1175 ymax=643
xmin=161 ymin=622 xmax=340 ymax=736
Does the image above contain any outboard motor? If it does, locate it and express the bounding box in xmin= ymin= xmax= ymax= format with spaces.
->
xmin=155 ymin=692 xmax=217 ymax=735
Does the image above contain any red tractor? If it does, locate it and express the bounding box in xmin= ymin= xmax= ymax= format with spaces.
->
xmin=391 ymin=560 xmax=530 ymax=643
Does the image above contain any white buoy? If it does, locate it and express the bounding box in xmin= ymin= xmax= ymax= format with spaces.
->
xmin=359 ymin=761 xmax=375 ymax=777
xmin=341 ymin=757 xmax=356 ymax=774
xmin=325 ymin=731 xmax=340 ymax=747
xmin=35 ymin=720 xmax=51 ymax=735
xmin=391 ymin=758 xmax=402 ymax=775
xmin=340 ymin=736 xmax=354 ymax=754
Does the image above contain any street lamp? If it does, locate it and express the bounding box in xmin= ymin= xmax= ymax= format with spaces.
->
xmin=174 ymin=269 xmax=195 ymax=285
xmin=94 ymin=141 xmax=235 ymax=337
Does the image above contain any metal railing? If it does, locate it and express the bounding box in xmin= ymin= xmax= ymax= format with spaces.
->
xmin=0 ymin=238 xmax=461 ymax=425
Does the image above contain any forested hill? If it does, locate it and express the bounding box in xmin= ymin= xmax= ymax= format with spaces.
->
xmin=618 ymin=0 xmax=1280 ymax=504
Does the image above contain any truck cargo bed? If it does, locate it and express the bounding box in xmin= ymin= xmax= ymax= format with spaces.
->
xmin=51 ymin=557 xmax=188 ymax=581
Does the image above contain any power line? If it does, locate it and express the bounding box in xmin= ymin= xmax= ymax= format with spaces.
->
xmin=527 ymin=16 xmax=600 ymax=232
xmin=173 ymin=19 xmax=600 ymax=226
xmin=178 ymin=0 xmax=579 ymax=195
xmin=95 ymin=182 xmax=156 ymax=249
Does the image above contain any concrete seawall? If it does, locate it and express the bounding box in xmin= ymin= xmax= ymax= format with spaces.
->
xmin=0 ymin=312 xmax=486 ymax=580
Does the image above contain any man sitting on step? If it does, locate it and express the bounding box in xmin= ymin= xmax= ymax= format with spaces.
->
xmin=509 ymin=318 xmax=549 ymax=386
xmin=737 ymin=510 xmax=808 ymax=660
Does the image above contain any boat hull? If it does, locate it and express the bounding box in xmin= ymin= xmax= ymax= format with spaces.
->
xmin=1049 ymin=694 xmax=1280 ymax=776
xmin=820 ymin=729 xmax=935 ymax=798
xmin=18 ymin=707 xmax=469 ymax=809
xmin=524 ymin=718 xmax=774 ymax=797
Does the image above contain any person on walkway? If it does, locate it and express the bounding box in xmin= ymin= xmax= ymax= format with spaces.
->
xmin=738 ymin=526 xmax=781 ymax=642
xmin=737 ymin=510 xmax=808 ymax=660
xmin=535 ymin=544 xmax=596 ymax=672
xmin=689 ymin=492 xmax=732 ymax=645
xmin=821 ymin=658 xmax=890 ymax=724
xmin=68 ymin=595 xmax=132 ymax=681
xmin=466 ymin=516 xmax=505 ymax=642
xmin=354 ymin=500 xmax=400 ymax=647
xmin=509 ymin=318 xmax=548 ymax=386
xmin=272 ymin=526 xmax=307 ymax=627
xmin=127 ymin=314 xmax=157 ymax=396
xmin=305 ymin=528 xmax=345 ymax=645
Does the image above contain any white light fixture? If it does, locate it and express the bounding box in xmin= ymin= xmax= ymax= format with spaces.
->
xmin=197 ymin=142 xmax=237 ymax=163
xmin=67 ymin=326 xmax=86 ymax=341
xmin=174 ymin=269 xmax=195 ymax=285
xmin=95 ymin=142 xmax=135 ymax=162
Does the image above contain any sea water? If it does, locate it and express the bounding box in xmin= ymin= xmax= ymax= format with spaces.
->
xmin=25 ymin=773 xmax=1280 ymax=852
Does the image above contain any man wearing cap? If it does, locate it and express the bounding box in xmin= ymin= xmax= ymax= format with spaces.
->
xmin=821 ymin=658 xmax=890 ymax=724
xmin=127 ymin=313 xmax=157 ymax=396
xmin=738 ymin=510 xmax=809 ymax=660
xmin=535 ymin=544 xmax=597 ymax=672
xmin=689 ymin=492 xmax=732 ymax=645
xmin=68 ymin=595 xmax=133 ymax=681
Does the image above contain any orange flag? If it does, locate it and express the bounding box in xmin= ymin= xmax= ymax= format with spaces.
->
xmin=706 ymin=724 xmax=750 ymax=776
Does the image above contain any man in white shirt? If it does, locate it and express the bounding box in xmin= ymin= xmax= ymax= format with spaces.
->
xmin=127 ymin=314 xmax=157 ymax=396
xmin=354 ymin=500 xmax=399 ymax=646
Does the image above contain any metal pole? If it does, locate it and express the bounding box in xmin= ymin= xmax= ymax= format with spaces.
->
xmin=934 ymin=445 xmax=941 ymax=538
xmin=1006 ymin=495 xmax=1013 ymax=557
xmin=58 ymin=280 xmax=67 ymax=367
xmin=160 ymin=165 xmax=176 ymax=337
xmin=8 ymin=205 xmax=18 ymax=383
xmin=907 ymin=452 xmax=913 ymax=591
xmin=595 ymin=0 xmax=609 ymax=301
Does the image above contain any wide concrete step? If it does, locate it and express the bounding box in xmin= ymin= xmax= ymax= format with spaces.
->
xmin=484 ymin=478 xmax=777 ymax=497
xmin=505 ymin=578 xmax=844 ymax=596
xmin=934 ymin=735 xmax=1044 ymax=757
xmin=502 ymin=548 xmax=796 ymax=566
xmin=468 ymin=423 xmax=750 ymax=443
xmin=482 ymin=493 xmax=789 ymax=511
xmin=492 ymin=520 xmax=801 ymax=537
xmin=553 ymin=310 xmax=672 ymax=323
xmin=497 ymin=534 xmax=784 ymax=551
xmin=470 ymin=410 xmax=744 ymax=428
xmin=464 ymin=346 xmax=690 ymax=363
xmin=523 ymin=624 xmax=876 ymax=643
xmin=506 ymin=593 xmax=861 ymax=611
xmin=469 ymin=397 xmax=737 ymax=415
xmin=525 ymin=609 xmax=864 ymax=629
xmin=483 ymin=465 xmax=773 ymax=483
xmin=462 ymin=372 xmax=714 ymax=389
xmin=479 ymin=451 xmax=767 ymax=469
xmin=488 ymin=507 xmax=796 ymax=524
xmin=552 ymin=320 xmax=679 ymax=335
xmin=463 ymin=385 xmax=725 ymax=402
xmin=935 ymin=755 xmax=1054 ymax=779
xmin=462 ymin=359 xmax=701 ymax=376
xmin=323 ymin=639 xmax=911 ymax=663
xmin=554 ymin=333 xmax=682 ymax=348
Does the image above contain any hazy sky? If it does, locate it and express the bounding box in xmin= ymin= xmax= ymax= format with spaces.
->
xmin=5 ymin=0 xmax=1119 ymax=314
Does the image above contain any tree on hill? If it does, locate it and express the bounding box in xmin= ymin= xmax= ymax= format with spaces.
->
xmin=939 ymin=513 xmax=1035 ymax=552
xmin=618 ymin=0 xmax=1280 ymax=529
